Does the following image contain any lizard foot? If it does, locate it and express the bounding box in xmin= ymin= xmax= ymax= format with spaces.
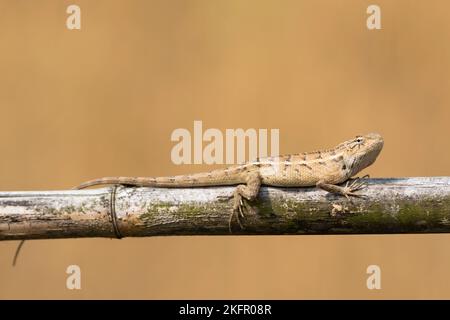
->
xmin=229 ymin=196 xmax=259 ymax=232
xmin=229 ymin=193 xmax=245 ymax=231
xmin=316 ymin=175 xmax=370 ymax=200
xmin=228 ymin=172 xmax=262 ymax=232
xmin=341 ymin=175 xmax=370 ymax=199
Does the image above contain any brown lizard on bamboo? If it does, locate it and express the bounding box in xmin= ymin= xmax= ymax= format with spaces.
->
xmin=13 ymin=133 xmax=383 ymax=265
xmin=76 ymin=132 xmax=383 ymax=228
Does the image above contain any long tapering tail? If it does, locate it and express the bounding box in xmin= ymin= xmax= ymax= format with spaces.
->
xmin=75 ymin=166 xmax=249 ymax=189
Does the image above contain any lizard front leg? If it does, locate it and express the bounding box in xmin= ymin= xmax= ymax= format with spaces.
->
xmin=316 ymin=175 xmax=369 ymax=200
xmin=229 ymin=171 xmax=261 ymax=232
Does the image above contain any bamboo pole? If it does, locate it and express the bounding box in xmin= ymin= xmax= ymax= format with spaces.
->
xmin=1 ymin=177 xmax=450 ymax=240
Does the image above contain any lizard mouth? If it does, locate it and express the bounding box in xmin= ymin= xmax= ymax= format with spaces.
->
xmin=351 ymin=133 xmax=384 ymax=173
xmin=363 ymin=134 xmax=384 ymax=164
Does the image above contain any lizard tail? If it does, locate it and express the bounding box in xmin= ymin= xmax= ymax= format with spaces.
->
xmin=75 ymin=166 xmax=249 ymax=190
xmin=75 ymin=177 xmax=157 ymax=189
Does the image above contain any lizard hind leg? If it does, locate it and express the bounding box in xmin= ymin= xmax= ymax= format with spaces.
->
xmin=229 ymin=172 xmax=261 ymax=232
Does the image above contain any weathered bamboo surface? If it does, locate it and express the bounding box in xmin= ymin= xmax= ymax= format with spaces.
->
xmin=0 ymin=177 xmax=449 ymax=240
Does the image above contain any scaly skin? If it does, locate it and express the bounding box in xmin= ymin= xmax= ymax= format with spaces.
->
xmin=13 ymin=133 xmax=383 ymax=266
xmin=76 ymin=132 xmax=384 ymax=229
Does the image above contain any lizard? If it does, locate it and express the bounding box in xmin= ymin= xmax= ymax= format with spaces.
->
xmin=12 ymin=132 xmax=383 ymax=266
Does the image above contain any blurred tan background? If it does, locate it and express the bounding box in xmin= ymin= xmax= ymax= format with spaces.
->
xmin=1 ymin=0 xmax=449 ymax=299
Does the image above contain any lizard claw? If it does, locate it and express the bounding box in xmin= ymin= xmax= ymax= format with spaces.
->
xmin=348 ymin=175 xmax=370 ymax=191
xmin=229 ymin=208 xmax=245 ymax=232
xmin=243 ymin=200 xmax=258 ymax=215
xmin=340 ymin=188 xmax=369 ymax=200
xmin=229 ymin=195 xmax=260 ymax=232
xmin=229 ymin=194 xmax=246 ymax=232
xmin=239 ymin=199 xmax=245 ymax=218
xmin=318 ymin=175 xmax=370 ymax=200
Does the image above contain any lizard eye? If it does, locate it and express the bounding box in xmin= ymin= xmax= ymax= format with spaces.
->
xmin=355 ymin=137 xmax=364 ymax=143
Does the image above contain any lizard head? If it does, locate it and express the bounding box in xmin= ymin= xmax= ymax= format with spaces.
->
xmin=341 ymin=133 xmax=384 ymax=176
